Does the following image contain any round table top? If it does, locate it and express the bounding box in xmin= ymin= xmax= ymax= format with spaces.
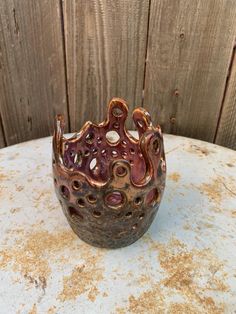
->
xmin=0 ymin=133 xmax=236 ymax=314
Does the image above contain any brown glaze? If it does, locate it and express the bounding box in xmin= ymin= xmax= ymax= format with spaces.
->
xmin=52 ymin=98 xmax=166 ymax=248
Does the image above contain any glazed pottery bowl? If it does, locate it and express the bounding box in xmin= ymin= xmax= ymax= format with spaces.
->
xmin=52 ymin=98 xmax=166 ymax=248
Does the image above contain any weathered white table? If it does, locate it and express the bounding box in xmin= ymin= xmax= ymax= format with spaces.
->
xmin=0 ymin=133 xmax=236 ymax=314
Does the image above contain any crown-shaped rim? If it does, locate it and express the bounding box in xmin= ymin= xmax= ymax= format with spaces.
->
xmin=53 ymin=98 xmax=165 ymax=189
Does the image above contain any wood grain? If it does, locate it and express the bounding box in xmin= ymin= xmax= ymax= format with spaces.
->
xmin=143 ymin=0 xmax=236 ymax=142
xmin=0 ymin=0 xmax=68 ymax=145
xmin=63 ymin=0 xmax=150 ymax=130
xmin=215 ymin=47 xmax=236 ymax=149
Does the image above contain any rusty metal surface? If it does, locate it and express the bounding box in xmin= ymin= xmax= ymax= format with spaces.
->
xmin=0 ymin=133 xmax=236 ymax=313
xmin=53 ymin=98 xmax=166 ymax=248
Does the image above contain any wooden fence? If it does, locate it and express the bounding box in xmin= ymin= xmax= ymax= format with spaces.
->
xmin=0 ymin=0 xmax=236 ymax=149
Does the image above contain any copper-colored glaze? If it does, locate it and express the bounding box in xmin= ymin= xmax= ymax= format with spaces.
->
xmin=52 ymin=98 xmax=166 ymax=248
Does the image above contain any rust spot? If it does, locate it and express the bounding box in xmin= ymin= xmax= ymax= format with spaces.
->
xmin=28 ymin=303 xmax=37 ymax=314
xmin=137 ymin=273 xmax=151 ymax=286
xmin=88 ymin=286 xmax=100 ymax=302
xmin=169 ymin=303 xmax=199 ymax=313
xmin=58 ymin=246 xmax=104 ymax=302
xmin=186 ymin=144 xmax=213 ymax=156
xmin=168 ymin=172 xmax=181 ymax=182
xmin=24 ymin=273 xmax=47 ymax=292
xmin=0 ymin=172 xmax=9 ymax=180
xmin=0 ymin=230 xmax=77 ymax=279
xmin=199 ymin=175 xmax=236 ymax=205
xmin=16 ymin=185 xmax=24 ymax=191
xmin=117 ymin=236 xmax=227 ymax=313
xmin=47 ymin=306 xmax=57 ymax=314
xmin=10 ymin=207 xmax=21 ymax=214
xmin=150 ymin=238 xmax=227 ymax=313
xmin=116 ymin=286 xmax=164 ymax=313
xmin=231 ymin=210 xmax=236 ymax=218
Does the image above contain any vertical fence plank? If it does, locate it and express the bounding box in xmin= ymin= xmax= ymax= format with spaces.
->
xmin=144 ymin=0 xmax=236 ymax=142
xmin=0 ymin=0 xmax=68 ymax=146
xmin=215 ymin=47 xmax=236 ymax=150
xmin=63 ymin=0 xmax=150 ymax=130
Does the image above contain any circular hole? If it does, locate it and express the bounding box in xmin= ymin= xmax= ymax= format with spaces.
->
xmin=90 ymin=158 xmax=97 ymax=170
xmin=86 ymin=133 xmax=94 ymax=144
xmin=93 ymin=210 xmax=101 ymax=218
xmin=112 ymin=107 xmax=123 ymax=117
xmin=101 ymin=149 xmax=106 ymax=156
xmin=125 ymin=211 xmax=132 ymax=218
xmin=132 ymin=132 xmax=139 ymax=140
xmin=84 ymin=150 xmax=90 ymax=157
xmin=146 ymin=188 xmax=159 ymax=206
xmin=116 ymin=166 xmax=127 ymax=177
xmin=97 ymin=136 xmax=102 ymax=144
xmin=139 ymin=213 xmax=145 ymax=220
xmin=121 ymin=140 xmax=127 ymax=147
xmin=113 ymin=122 xmax=119 ymax=129
xmin=106 ymin=131 xmax=120 ymax=144
xmin=54 ymin=177 xmax=57 ymax=185
xmin=153 ymin=139 xmax=159 ymax=154
xmin=68 ymin=206 xmax=83 ymax=221
xmin=87 ymin=194 xmax=97 ymax=203
xmin=69 ymin=150 xmax=75 ymax=157
xmin=74 ymin=152 xmax=82 ymax=166
xmin=72 ymin=180 xmax=81 ymax=190
xmin=130 ymin=148 xmax=135 ymax=154
xmin=92 ymin=148 xmax=98 ymax=155
xmin=121 ymin=151 xmax=127 ymax=159
xmin=105 ymin=191 xmax=124 ymax=208
xmin=161 ymin=158 xmax=166 ymax=172
xmin=77 ymin=198 xmax=85 ymax=207
xmin=134 ymin=196 xmax=142 ymax=206
xmin=112 ymin=150 xmax=118 ymax=158
xmin=129 ymin=160 xmax=134 ymax=166
xmin=137 ymin=120 xmax=144 ymax=128
xmin=60 ymin=185 xmax=70 ymax=199
xmin=132 ymin=223 xmax=138 ymax=230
